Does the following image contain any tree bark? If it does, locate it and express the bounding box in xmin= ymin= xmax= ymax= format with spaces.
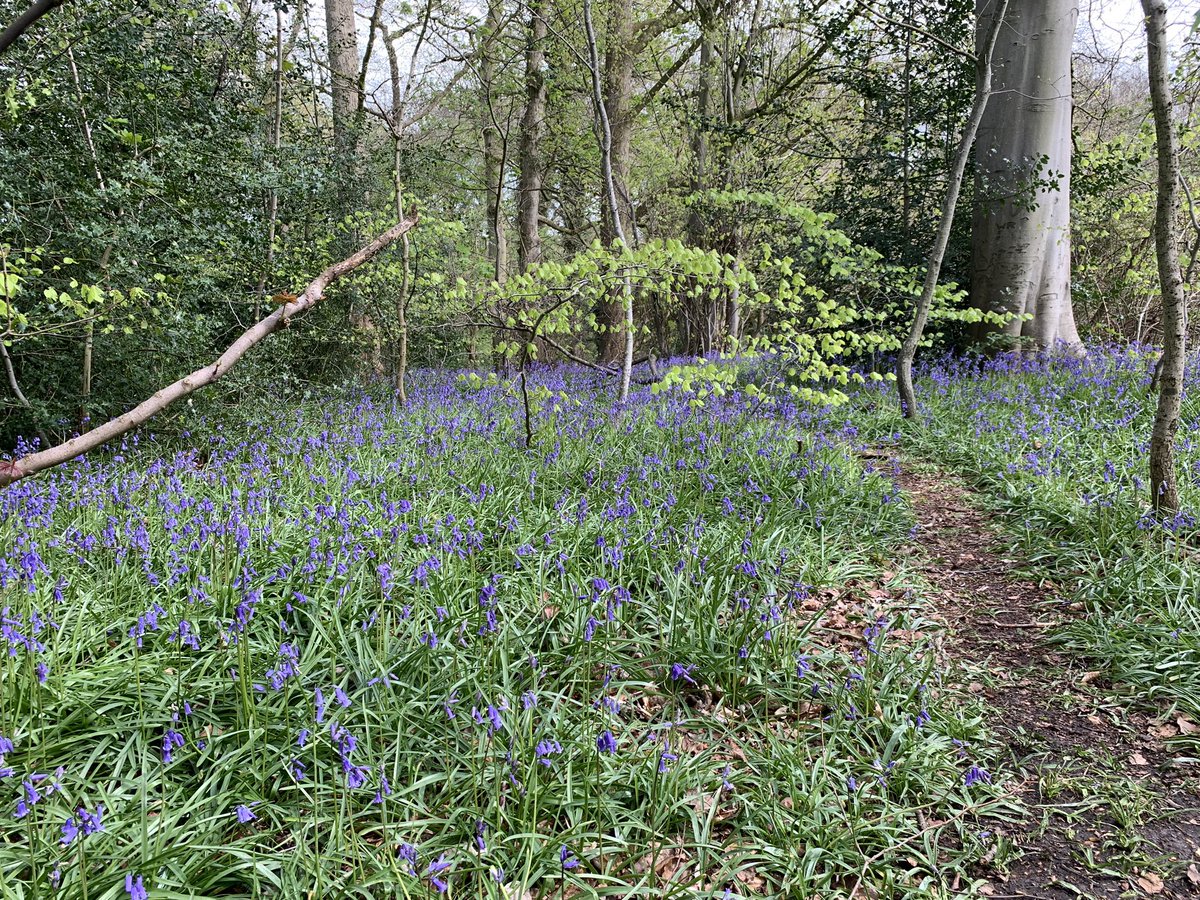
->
xmin=583 ymin=0 xmax=633 ymax=401
xmin=0 ymin=217 xmax=419 ymax=489
xmin=0 ymin=0 xmax=66 ymax=55
xmin=970 ymin=0 xmax=1081 ymax=351
xmin=480 ymin=0 xmax=508 ymax=285
xmin=516 ymin=0 xmax=547 ymax=272
xmin=1144 ymin=0 xmax=1186 ymax=514
xmin=254 ymin=6 xmax=286 ymax=321
xmin=384 ymin=23 xmax=412 ymax=405
xmin=897 ymin=0 xmax=1010 ymax=418
xmin=324 ymin=0 xmax=360 ymax=161
xmin=595 ymin=0 xmax=634 ymax=364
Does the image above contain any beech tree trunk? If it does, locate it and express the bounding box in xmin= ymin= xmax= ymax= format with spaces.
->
xmin=1144 ymin=0 xmax=1186 ymax=514
xmin=970 ymin=0 xmax=1081 ymax=350
xmin=897 ymin=0 xmax=1009 ymax=418
xmin=516 ymin=0 xmax=547 ymax=272
xmin=0 ymin=217 xmax=418 ymax=489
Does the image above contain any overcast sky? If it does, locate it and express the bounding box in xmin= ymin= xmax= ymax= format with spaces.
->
xmin=1086 ymin=0 xmax=1199 ymax=55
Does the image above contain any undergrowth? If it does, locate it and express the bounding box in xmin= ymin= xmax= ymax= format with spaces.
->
xmin=857 ymin=346 xmax=1200 ymax=751
xmin=0 ymin=368 xmax=1008 ymax=898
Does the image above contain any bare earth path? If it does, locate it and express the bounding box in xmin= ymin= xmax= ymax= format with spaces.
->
xmin=890 ymin=458 xmax=1200 ymax=899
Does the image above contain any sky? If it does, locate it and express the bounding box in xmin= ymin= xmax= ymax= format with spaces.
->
xmin=1086 ymin=0 xmax=1199 ymax=55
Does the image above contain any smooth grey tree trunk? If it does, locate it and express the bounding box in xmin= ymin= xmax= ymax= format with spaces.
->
xmin=1143 ymin=0 xmax=1186 ymax=514
xmin=970 ymin=0 xmax=1081 ymax=351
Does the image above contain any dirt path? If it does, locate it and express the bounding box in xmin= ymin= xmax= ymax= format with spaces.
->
xmin=891 ymin=459 xmax=1200 ymax=899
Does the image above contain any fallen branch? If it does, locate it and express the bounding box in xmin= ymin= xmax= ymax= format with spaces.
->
xmin=0 ymin=213 xmax=419 ymax=488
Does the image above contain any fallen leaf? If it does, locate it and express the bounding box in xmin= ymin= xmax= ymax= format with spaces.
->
xmin=1131 ymin=752 xmax=1149 ymax=766
xmin=1188 ymin=864 xmax=1200 ymax=886
xmin=1177 ymin=716 xmax=1198 ymax=735
xmin=1137 ymin=872 xmax=1165 ymax=894
xmin=1080 ymin=671 xmax=1101 ymax=685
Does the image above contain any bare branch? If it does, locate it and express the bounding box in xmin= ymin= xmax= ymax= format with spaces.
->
xmin=0 ymin=215 xmax=419 ymax=488
xmin=0 ymin=0 xmax=68 ymax=55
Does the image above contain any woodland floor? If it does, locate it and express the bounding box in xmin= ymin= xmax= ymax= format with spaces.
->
xmin=890 ymin=456 xmax=1200 ymax=899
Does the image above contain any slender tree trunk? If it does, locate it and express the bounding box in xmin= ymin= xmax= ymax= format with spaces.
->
xmin=1144 ymin=0 xmax=1186 ymax=514
xmin=480 ymin=0 xmax=508 ymax=284
xmin=516 ymin=0 xmax=547 ymax=272
xmin=687 ymin=15 xmax=713 ymax=248
xmin=583 ymin=0 xmax=633 ymax=401
xmin=0 ymin=338 xmax=49 ymax=447
xmin=325 ymin=0 xmax=381 ymax=371
xmin=394 ymin=161 xmax=411 ymax=405
xmin=970 ymin=0 xmax=1080 ymax=351
xmin=254 ymin=6 xmax=285 ymax=321
xmin=596 ymin=0 xmax=634 ymax=364
xmin=897 ymin=0 xmax=1009 ymax=418
xmin=384 ymin=29 xmax=412 ymax=405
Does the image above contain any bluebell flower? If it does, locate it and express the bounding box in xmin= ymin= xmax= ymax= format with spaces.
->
xmin=427 ymin=853 xmax=451 ymax=893
xmin=162 ymin=728 xmax=184 ymax=763
xmin=125 ymin=874 xmax=148 ymax=900
xmin=560 ymin=845 xmax=578 ymax=869
xmin=235 ymin=804 xmax=256 ymax=823
xmin=596 ymin=730 xmax=617 ymax=754
xmin=669 ymin=663 xmax=697 ymax=685
xmin=536 ymin=739 xmax=562 ymax=766
xmin=964 ymin=764 xmax=991 ymax=787
xmin=397 ymin=842 xmax=418 ymax=875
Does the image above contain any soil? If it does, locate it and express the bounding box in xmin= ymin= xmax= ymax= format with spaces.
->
xmin=890 ymin=458 xmax=1200 ymax=899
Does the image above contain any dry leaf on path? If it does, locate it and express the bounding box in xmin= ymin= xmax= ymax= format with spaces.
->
xmin=1136 ymin=871 xmax=1165 ymax=894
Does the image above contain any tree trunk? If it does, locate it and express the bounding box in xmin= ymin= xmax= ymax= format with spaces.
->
xmin=596 ymin=0 xmax=634 ymax=364
xmin=686 ymin=18 xmax=714 ymax=248
xmin=897 ymin=0 xmax=1009 ymax=418
xmin=0 ymin=217 xmax=418 ymax=489
xmin=253 ymin=6 xmax=285 ymax=321
xmin=385 ymin=26 xmax=411 ymax=405
xmin=583 ymin=0 xmax=633 ymax=400
xmin=324 ymin=0 xmax=359 ymax=163
xmin=480 ymin=0 xmax=508 ymax=285
xmin=516 ymin=0 xmax=547 ymax=272
xmin=1144 ymin=0 xmax=1186 ymax=514
xmin=970 ymin=0 xmax=1081 ymax=351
